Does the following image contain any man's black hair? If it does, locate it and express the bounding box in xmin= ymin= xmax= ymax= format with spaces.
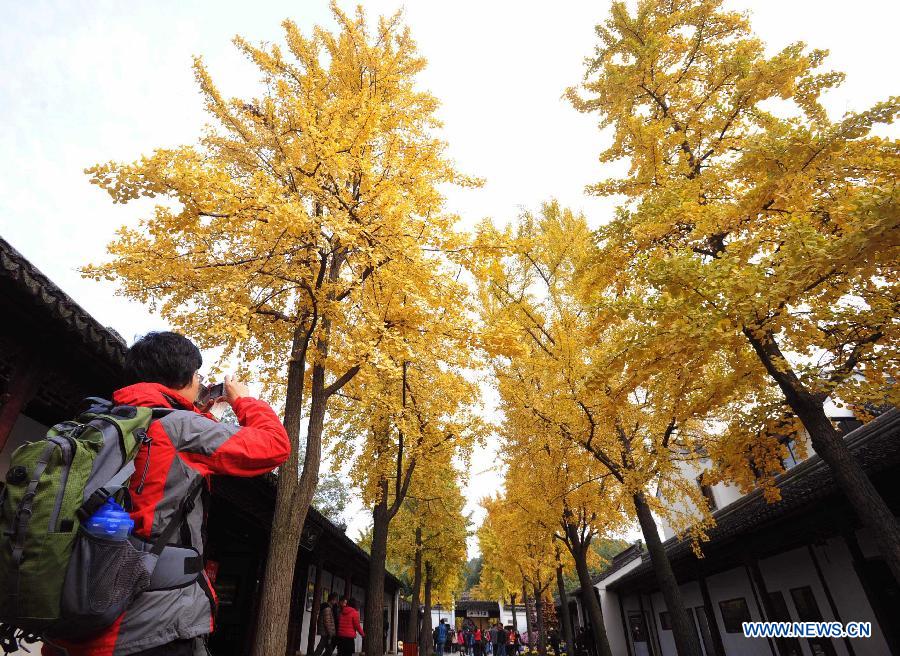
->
xmin=125 ymin=331 xmax=202 ymax=389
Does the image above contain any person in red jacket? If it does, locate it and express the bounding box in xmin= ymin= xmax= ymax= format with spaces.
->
xmin=336 ymin=597 xmax=365 ymax=656
xmin=42 ymin=331 xmax=291 ymax=656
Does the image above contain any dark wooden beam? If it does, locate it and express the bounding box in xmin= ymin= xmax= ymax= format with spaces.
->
xmin=743 ymin=559 xmax=777 ymax=656
xmin=697 ymin=571 xmax=726 ymax=656
xmin=0 ymin=349 xmax=44 ymax=453
xmin=616 ymin=593 xmax=633 ymax=656
xmin=307 ymin=558 xmax=325 ymax=656
xmin=807 ymin=544 xmax=854 ymax=656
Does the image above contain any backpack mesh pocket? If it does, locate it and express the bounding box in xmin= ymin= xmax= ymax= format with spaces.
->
xmin=56 ymin=530 xmax=151 ymax=639
xmin=85 ymin=534 xmax=150 ymax=612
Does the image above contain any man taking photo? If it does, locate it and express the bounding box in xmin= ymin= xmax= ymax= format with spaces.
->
xmin=43 ymin=331 xmax=290 ymax=656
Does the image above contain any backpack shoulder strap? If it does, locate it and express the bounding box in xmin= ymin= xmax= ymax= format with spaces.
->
xmin=75 ymin=406 xmax=174 ymax=520
xmin=150 ymin=476 xmax=205 ymax=556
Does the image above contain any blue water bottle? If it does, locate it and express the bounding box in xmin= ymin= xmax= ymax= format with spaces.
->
xmin=83 ymin=497 xmax=134 ymax=540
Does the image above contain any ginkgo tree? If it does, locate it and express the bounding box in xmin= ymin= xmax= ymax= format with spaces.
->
xmin=475 ymin=202 xmax=743 ymax=656
xmin=327 ymin=256 xmax=483 ymax=655
xmin=84 ymin=6 xmax=478 ymax=655
xmin=502 ymin=425 xmax=629 ymax=656
xmin=478 ymin=491 xmax=559 ymax=656
xmin=393 ymin=470 xmax=470 ymax=656
xmin=568 ymin=0 xmax=900 ymax=582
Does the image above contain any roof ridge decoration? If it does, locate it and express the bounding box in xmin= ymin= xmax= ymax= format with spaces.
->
xmin=0 ymin=235 xmax=127 ymax=367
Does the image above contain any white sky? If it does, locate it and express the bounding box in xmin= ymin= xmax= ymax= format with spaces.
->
xmin=1 ymin=0 xmax=897 ymax=557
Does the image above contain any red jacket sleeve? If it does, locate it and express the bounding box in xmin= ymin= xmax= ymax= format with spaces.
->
xmin=176 ymin=397 xmax=290 ymax=477
xmin=354 ymin=609 xmax=365 ymax=637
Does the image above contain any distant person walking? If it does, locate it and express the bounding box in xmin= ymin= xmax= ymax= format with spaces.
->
xmin=337 ymin=597 xmax=364 ymax=656
xmin=435 ymin=619 xmax=450 ymax=656
xmin=312 ymin=592 xmax=340 ymax=656
xmin=496 ymin=625 xmax=507 ymax=656
xmin=507 ymin=629 xmax=519 ymax=656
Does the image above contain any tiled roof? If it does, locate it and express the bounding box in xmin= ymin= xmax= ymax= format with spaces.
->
xmin=608 ymin=408 xmax=900 ymax=591
xmin=0 ymin=237 xmax=392 ymax=586
xmin=215 ymin=472 xmax=402 ymax=589
xmin=0 ymin=235 xmax=127 ymax=369
xmin=567 ymin=543 xmax=645 ymax=597
xmin=457 ymin=600 xmax=501 ymax=615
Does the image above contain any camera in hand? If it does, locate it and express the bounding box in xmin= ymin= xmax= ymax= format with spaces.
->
xmin=196 ymin=382 xmax=225 ymax=409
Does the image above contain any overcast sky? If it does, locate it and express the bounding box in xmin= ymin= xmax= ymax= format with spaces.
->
xmin=1 ymin=0 xmax=897 ymax=556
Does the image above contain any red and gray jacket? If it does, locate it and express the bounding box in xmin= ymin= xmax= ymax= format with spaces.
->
xmin=43 ymin=382 xmax=290 ymax=656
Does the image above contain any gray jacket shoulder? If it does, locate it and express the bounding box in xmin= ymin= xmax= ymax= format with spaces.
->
xmin=157 ymin=409 xmax=240 ymax=455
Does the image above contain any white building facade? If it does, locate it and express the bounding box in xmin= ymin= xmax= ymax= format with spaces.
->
xmin=566 ymin=410 xmax=900 ymax=656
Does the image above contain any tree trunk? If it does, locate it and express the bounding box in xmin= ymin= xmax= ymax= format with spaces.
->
xmin=744 ymin=327 xmax=900 ymax=584
xmin=510 ymin=593 xmax=517 ymax=630
xmin=523 ymin=585 xmax=533 ymax=640
xmin=408 ymin=528 xmax=423 ymax=647
xmin=421 ymin=565 xmax=434 ymax=656
xmin=633 ymin=492 xmax=701 ymax=656
xmin=368 ymin=364 xmax=414 ymax=656
xmin=571 ymin=553 xmax=611 ymax=656
xmin=251 ymin=321 xmax=322 ymax=656
xmin=365 ymin=493 xmax=390 ymax=656
xmin=564 ymin=526 xmax=611 ymax=656
xmin=805 ymin=407 xmax=900 ymax=575
xmin=533 ymin=586 xmax=546 ymax=656
xmin=556 ymin=565 xmax=574 ymax=656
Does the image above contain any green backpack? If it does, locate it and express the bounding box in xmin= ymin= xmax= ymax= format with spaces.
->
xmin=0 ymin=398 xmax=199 ymax=647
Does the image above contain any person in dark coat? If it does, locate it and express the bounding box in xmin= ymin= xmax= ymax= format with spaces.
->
xmin=312 ymin=593 xmax=340 ymax=656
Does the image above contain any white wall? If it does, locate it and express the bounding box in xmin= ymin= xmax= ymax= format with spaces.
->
xmin=703 ymin=566 xmax=766 ymax=656
xmin=657 ymin=458 xmax=742 ymax=541
xmin=431 ymin=603 xmax=455 ymax=632
xmin=301 ymin=566 xmax=379 ymax=655
xmin=603 ymin=532 xmax=891 ymax=656
xmin=759 ymin=539 xmax=891 ymax=656
xmin=383 ymin=590 xmax=395 ymax=654
xmin=595 ymin=558 xmax=643 ymax=656
xmin=812 ymin=537 xmax=889 ymax=656
xmin=499 ymin=605 xmax=526 ymax=629
xmin=615 ymin=565 xmax=768 ymax=656
xmin=0 ymin=412 xmax=49 ymax=473
xmin=300 ymin=563 xmax=319 ymax=655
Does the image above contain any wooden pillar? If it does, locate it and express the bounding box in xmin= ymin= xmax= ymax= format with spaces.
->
xmin=0 ymin=351 xmax=43 ymax=454
xmin=247 ymin=556 xmax=269 ymax=656
xmin=288 ymin=560 xmax=312 ymax=656
xmin=643 ymin=594 xmax=662 ymax=656
xmin=697 ymin=572 xmax=726 ymax=656
xmin=615 ymin=593 xmax=633 ymax=656
xmin=743 ymin=559 xmax=778 ymax=656
xmin=391 ymin=589 xmax=401 ymax=654
xmin=808 ymin=544 xmax=855 ymax=656
xmin=307 ymin=560 xmax=325 ymax=656
xmin=843 ymin=531 xmax=900 ymax=654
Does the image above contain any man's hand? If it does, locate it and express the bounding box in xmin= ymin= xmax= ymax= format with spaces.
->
xmin=223 ymin=374 xmax=250 ymax=405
